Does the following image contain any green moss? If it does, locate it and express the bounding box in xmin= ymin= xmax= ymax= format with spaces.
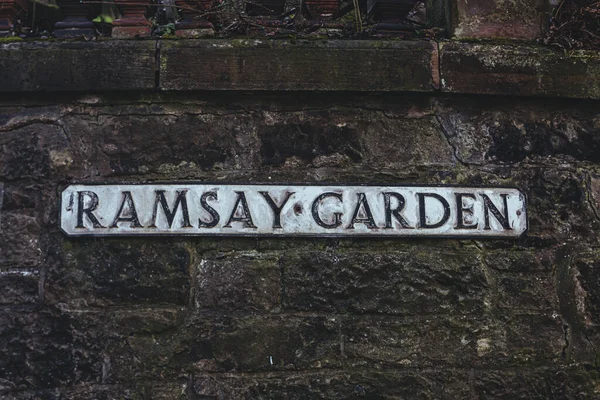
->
xmin=0 ymin=36 xmax=23 ymax=43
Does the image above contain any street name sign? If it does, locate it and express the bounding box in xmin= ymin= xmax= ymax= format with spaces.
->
xmin=60 ymin=184 xmax=527 ymax=237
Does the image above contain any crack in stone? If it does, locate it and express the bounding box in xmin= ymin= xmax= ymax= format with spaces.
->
xmin=0 ymin=113 xmax=71 ymax=133
xmin=433 ymin=111 xmax=470 ymax=168
xmin=584 ymin=171 xmax=600 ymax=222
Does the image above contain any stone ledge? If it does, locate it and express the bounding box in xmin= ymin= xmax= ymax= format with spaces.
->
xmin=440 ymin=41 xmax=600 ymax=99
xmin=0 ymin=39 xmax=599 ymax=98
xmin=0 ymin=41 xmax=157 ymax=92
xmin=158 ymin=39 xmax=439 ymax=92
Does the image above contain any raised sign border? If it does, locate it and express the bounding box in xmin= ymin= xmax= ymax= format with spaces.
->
xmin=59 ymin=182 xmax=528 ymax=239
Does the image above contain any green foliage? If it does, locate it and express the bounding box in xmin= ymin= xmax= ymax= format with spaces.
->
xmin=92 ymin=14 xmax=115 ymax=24
xmin=155 ymin=23 xmax=177 ymax=36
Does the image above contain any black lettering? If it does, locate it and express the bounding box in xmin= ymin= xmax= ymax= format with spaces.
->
xmin=259 ymin=191 xmax=294 ymax=229
xmin=383 ymin=192 xmax=411 ymax=229
xmin=346 ymin=193 xmax=377 ymax=229
xmin=311 ymin=192 xmax=343 ymax=229
xmin=110 ymin=191 xmax=142 ymax=228
xmin=455 ymin=193 xmax=477 ymax=229
xmin=198 ymin=191 xmax=220 ymax=228
xmin=76 ymin=191 xmax=104 ymax=228
xmin=224 ymin=191 xmax=256 ymax=228
xmin=482 ymin=193 xmax=511 ymax=230
xmin=418 ymin=193 xmax=450 ymax=229
xmin=149 ymin=190 xmax=192 ymax=228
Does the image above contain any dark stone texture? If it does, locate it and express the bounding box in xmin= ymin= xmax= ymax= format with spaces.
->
xmin=0 ymin=271 xmax=38 ymax=305
xmin=342 ymin=314 xmax=564 ymax=368
xmin=282 ymin=250 xmax=487 ymax=315
xmin=451 ymin=0 xmax=544 ymax=39
xmin=0 ymin=90 xmax=599 ymax=397
xmin=0 ymin=40 xmax=598 ymax=100
xmin=3 ymin=383 xmax=186 ymax=400
xmin=0 ymin=41 xmax=156 ymax=92
xmin=192 ymin=369 xmax=474 ymax=399
xmin=440 ymin=42 xmax=600 ymax=99
xmin=0 ymin=211 xmax=42 ymax=269
xmin=0 ymin=310 xmax=102 ymax=392
xmin=573 ymin=252 xmax=600 ymax=327
xmin=197 ymin=314 xmax=341 ymax=372
xmin=435 ymin=96 xmax=600 ymax=165
xmin=473 ymin=367 xmax=598 ymax=399
xmin=191 ymin=367 xmax=598 ymax=398
xmin=193 ymin=252 xmax=281 ymax=312
xmin=48 ymin=239 xmax=191 ymax=306
xmin=0 ymin=124 xmax=68 ymax=180
xmin=160 ymin=39 xmax=438 ymax=92
xmin=495 ymin=272 xmax=559 ymax=312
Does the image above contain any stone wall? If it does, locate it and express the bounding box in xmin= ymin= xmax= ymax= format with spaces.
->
xmin=1 ymin=38 xmax=600 ymax=399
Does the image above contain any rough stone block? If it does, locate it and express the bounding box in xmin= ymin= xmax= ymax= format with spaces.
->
xmin=191 ymin=369 xmax=473 ymax=398
xmin=49 ymin=103 xmax=458 ymax=178
xmin=282 ymin=250 xmax=487 ymax=315
xmin=0 ymin=211 xmax=42 ymax=268
xmin=193 ymin=252 xmax=281 ymax=312
xmin=473 ymin=366 xmax=599 ymax=398
xmin=483 ymin=250 xmax=552 ymax=273
xmin=0 ymin=311 xmax=102 ymax=392
xmin=201 ymin=315 xmax=341 ymax=372
xmin=496 ymin=272 xmax=558 ymax=312
xmin=572 ymin=252 xmax=600 ymax=327
xmin=160 ymin=39 xmax=438 ymax=92
xmin=440 ymin=42 xmax=600 ymax=99
xmin=451 ymin=0 xmax=545 ymax=39
xmin=342 ymin=314 xmax=564 ymax=369
xmin=48 ymin=239 xmax=191 ymax=306
xmin=109 ymin=314 xmax=341 ymax=376
xmin=59 ymin=112 xmax=261 ymax=177
xmin=361 ymin=117 xmax=456 ymax=168
xmin=0 ymin=41 xmax=156 ymax=92
xmin=81 ymin=308 xmax=186 ymax=383
xmin=2 ymin=383 xmax=186 ymax=399
xmin=434 ymin=96 xmax=600 ymax=165
xmin=0 ymin=270 xmax=38 ymax=305
xmin=0 ymin=124 xmax=68 ymax=180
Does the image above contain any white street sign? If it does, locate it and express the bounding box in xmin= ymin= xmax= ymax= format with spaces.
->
xmin=60 ymin=184 xmax=527 ymax=237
